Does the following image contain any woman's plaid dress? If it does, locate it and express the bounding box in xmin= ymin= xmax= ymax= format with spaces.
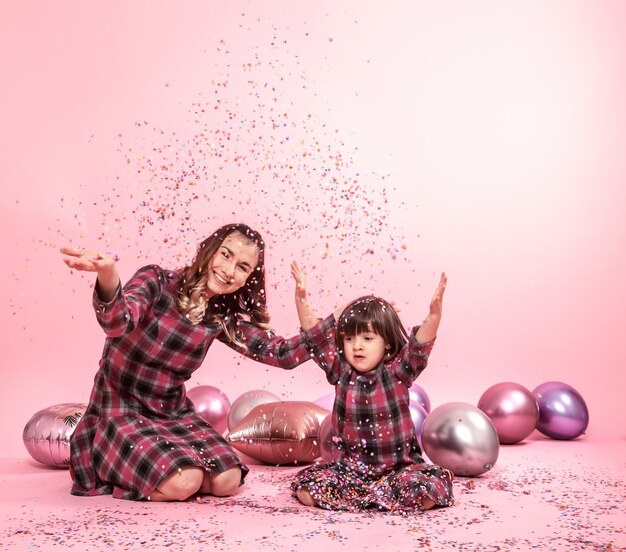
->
xmin=70 ymin=265 xmax=309 ymax=500
xmin=291 ymin=315 xmax=454 ymax=513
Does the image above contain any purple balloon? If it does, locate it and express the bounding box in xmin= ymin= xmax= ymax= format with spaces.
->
xmin=410 ymin=402 xmax=428 ymax=451
xmin=317 ymin=414 xmax=340 ymax=462
xmin=187 ymin=385 xmax=231 ymax=434
xmin=477 ymin=382 xmax=539 ymax=444
xmin=313 ymin=392 xmax=335 ymax=413
xmin=409 ymin=383 xmax=431 ymax=413
xmin=532 ymin=381 xmax=589 ymax=440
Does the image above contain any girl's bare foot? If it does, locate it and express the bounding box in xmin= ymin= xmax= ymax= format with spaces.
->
xmin=296 ymin=488 xmax=317 ymax=506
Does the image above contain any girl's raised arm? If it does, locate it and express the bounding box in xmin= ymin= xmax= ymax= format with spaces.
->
xmin=415 ymin=272 xmax=447 ymax=344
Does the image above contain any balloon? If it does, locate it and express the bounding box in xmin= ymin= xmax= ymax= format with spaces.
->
xmin=187 ymin=385 xmax=230 ymax=434
xmin=23 ymin=403 xmax=87 ymax=468
xmin=227 ymin=389 xmax=281 ymax=431
xmin=477 ymin=382 xmax=539 ymax=444
xmin=421 ymin=402 xmax=499 ymax=477
xmin=317 ymin=414 xmax=341 ymax=462
xmin=532 ymin=381 xmax=589 ymax=440
xmin=313 ymin=392 xmax=335 ymax=412
xmin=409 ymin=383 xmax=431 ymax=413
xmin=410 ymin=402 xmax=428 ymax=451
xmin=227 ymin=401 xmax=330 ymax=465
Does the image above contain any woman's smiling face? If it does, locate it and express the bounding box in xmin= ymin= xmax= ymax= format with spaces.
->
xmin=205 ymin=231 xmax=260 ymax=298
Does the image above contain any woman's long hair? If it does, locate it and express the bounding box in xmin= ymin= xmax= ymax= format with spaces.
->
xmin=176 ymin=223 xmax=269 ymax=347
xmin=334 ymin=295 xmax=408 ymax=363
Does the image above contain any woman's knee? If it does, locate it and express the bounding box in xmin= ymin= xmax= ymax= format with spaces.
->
xmin=206 ymin=467 xmax=242 ymax=497
xmin=156 ymin=467 xmax=204 ymax=501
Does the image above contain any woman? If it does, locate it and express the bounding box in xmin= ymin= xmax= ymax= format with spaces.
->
xmin=61 ymin=224 xmax=310 ymax=501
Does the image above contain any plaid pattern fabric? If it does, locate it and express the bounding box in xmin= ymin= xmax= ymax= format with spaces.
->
xmin=303 ymin=315 xmax=434 ymax=466
xmin=70 ymin=265 xmax=310 ymax=500
xmin=294 ymin=315 xmax=454 ymax=512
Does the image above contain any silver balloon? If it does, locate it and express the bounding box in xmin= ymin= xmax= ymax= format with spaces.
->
xmin=227 ymin=389 xmax=281 ymax=431
xmin=477 ymin=382 xmax=539 ymax=444
xmin=422 ymin=402 xmax=499 ymax=477
xmin=23 ymin=403 xmax=87 ymax=468
xmin=187 ymin=385 xmax=231 ymax=434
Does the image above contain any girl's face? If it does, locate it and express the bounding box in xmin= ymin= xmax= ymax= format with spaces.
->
xmin=343 ymin=325 xmax=389 ymax=373
xmin=205 ymin=231 xmax=260 ymax=298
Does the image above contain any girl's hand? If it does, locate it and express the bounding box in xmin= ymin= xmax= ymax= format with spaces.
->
xmin=428 ymin=272 xmax=447 ymax=318
xmin=291 ymin=260 xmax=307 ymax=301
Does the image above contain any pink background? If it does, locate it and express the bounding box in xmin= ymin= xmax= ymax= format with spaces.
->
xmin=2 ymin=1 xmax=625 ymax=458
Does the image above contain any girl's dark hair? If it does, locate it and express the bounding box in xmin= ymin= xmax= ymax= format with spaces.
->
xmin=176 ymin=223 xmax=269 ymax=347
xmin=335 ymin=295 xmax=408 ymax=362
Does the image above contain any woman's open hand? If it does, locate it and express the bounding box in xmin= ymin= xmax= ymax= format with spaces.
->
xmin=291 ymin=260 xmax=307 ymax=301
xmin=60 ymin=246 xmax=120 ymax=301
xmin=60 ymin=247 xmax=115 ymax=273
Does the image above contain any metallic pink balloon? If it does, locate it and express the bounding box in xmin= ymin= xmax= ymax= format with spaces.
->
xmin=422 ymin=402 xmax=499 ymax=477
xmin=532 ymin=381 xmax=589 ymax=440
xmin=187 ymin=385 xmax=231 ymax=434
xmin=409 ymin=383 xmax=431 ymax=413
xmin=227 ymin=389 xmax=281 ymax=431
xmin=477 ymin=382 xmax=539 ymax=444
xmin=409 ymin=402 xmax=428 ymax=451
xmin=227 ymin=401 xmax=329 ymax=465
xmin=317 ymin=413 xmax=340 ymax=462
xmin=23 ymin=403 xmax=87 ymax=467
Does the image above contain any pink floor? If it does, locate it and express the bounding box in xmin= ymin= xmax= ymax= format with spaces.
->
xmin=1 ymin=435 xmax=624 ymax=551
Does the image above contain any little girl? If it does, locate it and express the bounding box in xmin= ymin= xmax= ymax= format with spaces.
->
xmin=290 ymin=262 xmax=454 ymax=513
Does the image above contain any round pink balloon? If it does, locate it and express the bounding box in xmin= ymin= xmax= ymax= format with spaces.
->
xmin=187 ymin=385 xmax=230 ymax=434
xmin=317 ymin=414 xmax=340 ymax=462
xmin=227 ymin=389 xmax=281 ymax=431
xmin=409 ymin=383 xmax=431 ymax=413
xmin=23 ymin=403 xmax=87 ymax=467
xmin=410 ymin=402 xmax=428 ymax=451
xmin=477 ymin=382 xmax=539 ymax=444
